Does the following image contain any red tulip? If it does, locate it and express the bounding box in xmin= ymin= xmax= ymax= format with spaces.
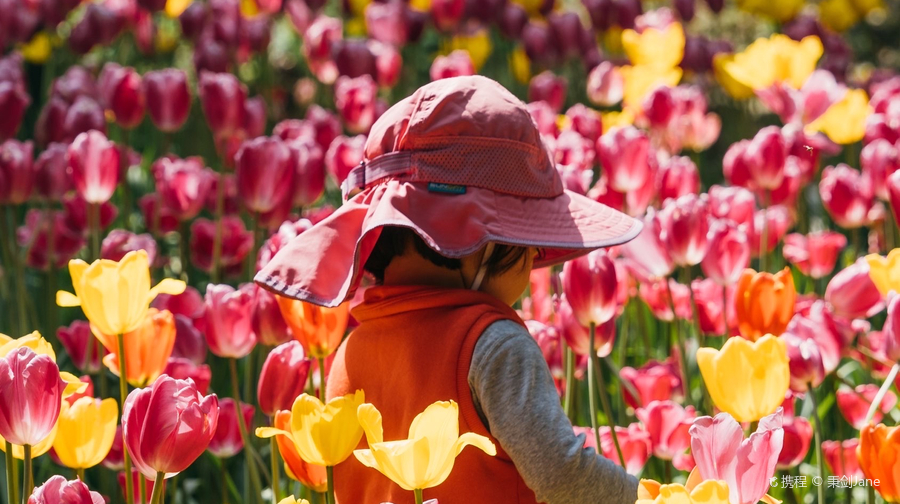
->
xmin=528 ymin=71 xmax=567 ymax=113
xmin=781 ymin=332 xmax=825 ymax=392
xmin=62 ymin=195 xmax=118 ymax=234
xmin=557 ymin=295 xmax=616 ymax=358
xmin=285 ymin=137 xmax=326 ymax=208
xmin=889 ymin=171 xmax=900 ymax=226
xmin=579 ymin=424 xmax=651 ymax=475
xmin=253 ymin=288 xmax=293 ymax=347
xmin=123 ymin=374 xmax=219 ymax=480
xmin=16 ymin=209 xmax=85 ymax=270
xmin=522 ymin=22 xmax=556 ymax=67
xmin=636 ymin=400 xmax=695 ymax=462
xmin=658 ymin=193 xmax=709 ymax=266
xmin=162 ymin=358 xmax=212 ymax=395
xmin=242 ymin=96 xmax=267 ymax=140
xmin=153 ymin=156 xmax=215 ymax=221
xmin=701 ymin=220 xmax=750 ymax=286
xmin=172 ymin=314 xmax=208 ymax=364
xmin=620 ymin=211 xmax=674 ymax=281
xmin=526 ymin=320 xmax=566 ymax=389
xmin=203 ymin=283 xmax=258 ymax=359
xmin=0 ymin=61 xmax=30 ymax=140
xmin=204 ymin=173 xmax=240 ymax=216
xmin=823 ymin=439 xmax=864 ymax=479
xmin=820 ymin=163 xmax=876 ymax=229
xmin=199 ymin=71 xmax=247 ymax=139
xmin=234 ymin=136 xmax=295 ymax=214
xmin=256 ymin=218 xmax=313 ymax=271
xmin=304 ymin=105 xmax=342 ymax=152
xmin=257 ymin=340 xmax=311 ymax=417
xmin=430 ymin=50 xmax=475 ymax=81
xmin=27 ymin=476 xmax=104 ymax=504
xmin=782 ymin=231 xmax=847 ymax=279
xmin=620 ymin=359 xmax=681 ymax=409
xmin=193 ymin=37 xmax=229 ymax=74
xmin=639 ymin=279 xmax=692 ymax=322
xmin=0 ymin=347 xmax=66 ymax=446
xmin=430 ymin=0 xmax=465 ymax=31
xmin=825 ymin=260 xmax=885 ymax=320
xmin=586 ymin=61 xmax=624 ymax=107
xmin=837 ymin=384 xmax=896 ymax=430
xmin=189 ymin=217 xmax=254 ymax=276
xmin=777 ymin=415 xmax=812 ymax=470
xmin=658 ymin=156 xmax=699 ymax=202
xmin=0 ymin=139 xmax=35 ymax=204
xmin=746 ymin=126 xmax=788 ymax=192
xmin=103 ymin=426 xmax=125 ymax=470
xmin=34 ymin=143 xmax=71 ymax=201
xmin=333 ymin=75 xmax=378 ymax=135
xmin=562 ymin=249 xmax=618 ymax=327
xmin=145 ymin=69 xmax=191 ymax=133
xmin=139 ymin=195 xmax=179 ymax=237
xmin=98 ymin=63 xmax=145 ymax=129
xmin=691 ymin=278 xmax=733 ymax=336
xmin=303 ymin=16 xmax=342 ymax=85
xmin=101 ymin=229 xmax=158 ymax=266
xmin=597 ymin=126 xmax=652 ymax=193
xmin=883 ymin=296 xmax=900 ymax=363
xmin=748 ymin=205 xmax=793 ymax=257
xmin=708 ymin=184 xmax=756 ymax=227
xmin=208 ymin=398 xmax=254 ymax=458
xmin=66 ymin=130 xmax=120 ymax=204
xmin=62 ymin=96 xmax=107 ymax=143
xmin=57 ymin=320 xmax=106 ymax=374
xmin=325 ymin=134 xmax=365 ymax=184
xmin=861 ymin=138 xmax=900 ymax=201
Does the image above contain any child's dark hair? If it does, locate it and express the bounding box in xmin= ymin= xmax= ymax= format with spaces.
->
xmin=364 ymin=226 xmax=529 ymax=284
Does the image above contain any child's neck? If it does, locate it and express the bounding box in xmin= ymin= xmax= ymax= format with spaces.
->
xmin=382 ymin=253 xmax=468 ymax=290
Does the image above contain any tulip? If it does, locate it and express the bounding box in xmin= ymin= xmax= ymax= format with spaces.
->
xmin=859 ymin=423 xmax=900 ymax=502
xmin=822 ymin=439 xmax=863 ymax=479
xmin=714 ymin=35 xmax=822 ymax=99
xmin=430 ymin=50 xmax=474 ymax=81
xmin=272 ymin=410 xmax=327 ymax=492
xmin=153 ymin=156 xmax=215 ymax=221
xmin=638 ymin=279 xmax=692 ymax=322
xmin=235 ymin=136 xmax=295 ymax=214
xmin=557 ymin=298 xmax=616 ymax=357
xmin=658 ymin=156 xmax=699 ymax=201
xmin=562 ymin=249 xmax=618 ymax=327
xmin=635 ymin=478 xmax=730 ymax=504
xmin=701 ymin=220 xmax=750 ymax=286
xmin=189 ymin=217 xmax=254 ymax=276
xmin=123 ymin=374 xmax=219 ymax=480
xmin=620 ymin=359 xmax=682 ymax=409
xmin=707 ymin=185 xmax=756 ymax=227
xmin=734 ymin=268 xmax=796 ymax=341
xmin=102 ymin=230 xmax=158 ymax=266
xmin=576 ymin=424 xmax=651 ymax=475
xmin=98 ymin=64 xmax=145 ymax=129
xmin=697 ymin=335 xmax=790 ymax=422
xmin=620 ymin=211 xmax=674 ymax=280
xmin=807 ymin=88 xmax=870 ymax=145
xmin=324 ymin=134 xmax=365 ymax=186
xmin=33 ymin=143 xmax=71 ymax=201
xmin=287 ymin=138 xmax=326 ymax=208
xmin=253 ymin=288 xmax=293 ymax=347
xmin=63 ymin=97 xmax=107 ymax=143
xmin=781 ymin=332 xmax=825 ymax=393
xmin=52 ymin=397 xmax=117 ymax=470
xmin=203 ymin=283 xmax=258 ymax=359
xmin=820 ymin=164 xmax=876 ymax=229
xmin=526 ymin=321 xmax=565 ymax=388
xmin=163 ymin=358 xmax=212 ymax=395
xmin=658 ymin=194 xmax=710 ymax=266
xmin=824 ymin=260 xmax=883 ymax=321
xmin=57 ymin=250 xmax=186 ymax=336
xmin=57 ymin=320 xmax=106 ymax=374
xmin=354 ymin=400 xmax=496 ymax=493
xmin=0 ymin=347 xmax=66 ymax=446
xmin=837 ymin=384 xmax=896 ymax=430
xmin=276 ymin=296 xmax=349 ymax=360
xmin=0 ymin=81 xmax=29 ymax=141
xmin=777 ymin=415 xmax=812 ymax=470
xmin=0 ymin=139 xmax=36 ymax=204
xmin=258 ymin=341 xmax=311 ymax=417
xmin=867 ymin=248 xmax=900 ymax=297
xmin=97 ymin=308 xmax=176 ymax=388
xmin=782 ymin=231 xmax=847 ymax=279
xmin=365 ymin=1 xmax=408 ymax=46
xmin=597 ymin=126 xmax=652 ymax=193
xmin=691 ymin=279 xmax=733 ymax=336
xmin=144 ymin=69 xmax=191 ymax=133
xmin=199 ymin=71 xmax=247 ymax=139
xmin=208 ymin=399 xmax=254 ymax=458
xmin=17 ymin=210 xmax=86 ymax=270
xmin=586 ymin=61 xmax=624 ymax=107
xmin=0 ymin=332 xmax=89 ymax=399
xmin=636 ymin=400 xmax=695 ymax=462
xmin=689 ymin=408 xmax=783 ymax=504
xmin=27 ymin=476 xmax=104 ymax=504
xmin=66 ymin=130 xmax=120 ymax=204
xmin=528 ymin=71 xmax=567 ymax=113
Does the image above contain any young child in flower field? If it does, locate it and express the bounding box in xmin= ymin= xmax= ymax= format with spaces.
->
xmin=257 ymin=75 xmax=642 ymax=503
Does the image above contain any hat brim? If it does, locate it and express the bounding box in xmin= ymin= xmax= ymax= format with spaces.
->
xmin=255 ymin=180 xmax=642 ymax=307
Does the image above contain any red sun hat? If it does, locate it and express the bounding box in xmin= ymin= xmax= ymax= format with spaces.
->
xmin=256 ymin=75 xmax=642 ymax=307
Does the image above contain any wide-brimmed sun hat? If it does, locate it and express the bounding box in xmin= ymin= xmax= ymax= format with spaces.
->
xmin=256 ymin=75 xmax=642 ymax=307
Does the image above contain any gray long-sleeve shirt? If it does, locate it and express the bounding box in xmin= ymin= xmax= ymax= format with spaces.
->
xmin=468 ymin=320 xmax=639 ymax=504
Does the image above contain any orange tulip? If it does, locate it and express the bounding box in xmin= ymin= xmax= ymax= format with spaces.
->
xmin=734 ymin=268 xmax=796 ymax=341
xmin=95 ymin=308 xmax=176 ymax=387
xmin=275 ymin=296 xmax=349 ymax=359
xmin=859 ymin=423 xmax=900 ymax=502
xmin=273 ymin=410 xmax=327 ymax=492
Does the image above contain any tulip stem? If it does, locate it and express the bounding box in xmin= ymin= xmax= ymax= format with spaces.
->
xmin=270 ymin=436 xmax=280 ymax=504
xmin=414 ymin=488 xmax=424 ymax=504
xmin=808 ymin=384 xmax=825 ymax=504
xmin=5 ymin=441 xmax=17 ymax=504
xmin=563 ymin=346 xmax=575 ymax=421
xmin=1 ymin=205 xmax=28 ymax=338
xmin=76 ymin=467 xmax=85 ymax=481
xmin=118 ymin=333 xmax=135 ymax=504
xmin=664 ymin=279 xmax=691 ymax=405
xmin=23 ymin=444 xmax=32 ymax=500
xmin=317 ymin=357 xmax=327 ymax=403
xmin=229 ymin=358 xmax=264 ymax=504
xmin=586 ymin=323 xmax=602 ymax=454
xmin=149 ymin=472 xmax=165 ymax=504
xmin=326 ymin=466 xmax=335 ymax=504
xmin=866 ymin=363 xmax=900 ymax=425
xmin=140 ymin=474 xmax=147 ymax=504
xmin=179 ymin=221 xmax=190 ymax=281
xmin=210 ymin=165 xmax=226 ymax=284
xmin=721 ymin=285 xmax=728 ymax=339
xmin=591 ymin=325 xmax=625 ymax=468
xmin=760 ymin=191 xmax=769 ymax=273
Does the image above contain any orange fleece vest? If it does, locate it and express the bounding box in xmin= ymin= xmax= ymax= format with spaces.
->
xmin=327 ymin=285 xmax=541 ymax=504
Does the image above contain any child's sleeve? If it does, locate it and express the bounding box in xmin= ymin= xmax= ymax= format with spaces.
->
xmin=468 ymin=319 xmax=640 ymax=504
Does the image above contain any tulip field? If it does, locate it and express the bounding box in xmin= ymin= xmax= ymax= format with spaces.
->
xmin=3 ymin=0 xmax=900 ymax=502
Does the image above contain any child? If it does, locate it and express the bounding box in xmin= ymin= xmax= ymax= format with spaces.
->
xmin=257 ymin=75 xmax=643 ymax=504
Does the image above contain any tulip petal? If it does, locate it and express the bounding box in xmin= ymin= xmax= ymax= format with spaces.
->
xmin=353 ymin=448 xmax=379 ymax=469
xmin=357 ymin=403 xmax=384 ymax=445
xmin=256 ymin=427 xmax=292 ymax=439
xmin=454 ymin=432 xmax=496 ymax=457
xmin=690 ymin=479 xmax=731 ymax=504
xmin=148 ymin=278 xmax=188 ymax=303
xmin=56 ymin=291 xmax=82 ymax=307
xmin=689 ymin=414 xmax=742 ymax=495
xmin=60 ymin=371 xmax=90 ymax=396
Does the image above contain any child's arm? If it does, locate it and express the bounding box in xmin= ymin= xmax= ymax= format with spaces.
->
xmin=469 ymin=320 xmax=639 ymax=504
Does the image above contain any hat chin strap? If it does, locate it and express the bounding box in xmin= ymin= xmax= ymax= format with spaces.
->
xmin=469 ymin=242 xmax=495 ymax=292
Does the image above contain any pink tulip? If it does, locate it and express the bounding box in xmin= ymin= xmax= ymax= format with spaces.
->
xmin=888 ymin=170 xmax=900 ymax=226
xmin=145 ymin=69 xmax=191 ymax=133
xmin=334 ymin=75 xmax=378 ymax=135
xmin=746 ymin=126 xmax=788 ymax=192
xmin=528 ymin=71 xmax=567 ymax=113
xmin=162 ymin=358 xmax=212 ymax=395
xmin=208 ymin=398 xmax=254 ymax=458
xmin=658 ymin=193 xmax=709 ymax=266
xmin=691 ymin=278 xmax=733 ymax=336
xmin=368 ymin=41 xmax=401 ymax=89
xmin=57 ymin=320 xmax=107 ymax=374
xmin=257 ymin=340 xmax=311 ymax=417
xmin=101 ymin=229 xmax=158 ymax=265
xmin=748 ymin=205 xmax=793 ymax=257
xmin=781 ymin=332 xmax=825 ymax=392
xmin=824 ymin=259 xmax=884 ymax=320
xmin=199 ymin=71 xmax=247 ymax=139
xmin=756 ymin=70 xmax=846 ymax=126
xmin=27 ymin=476 xmax=104 ymax=504
xmin=553 ymin=130 xmax=595 ymax=172
xmin=304 ymin=104 xmax=343 ymax=150
xmin=581 ymin=424 xmax=651 ymax=475
xmin=782 ymin=231 xmax=846 ymax=279
xmin=430 ymin=50 xmax=474 ymax=81
xmin=234 ymin=136 xmax=295 ymax=214
xmin=66 ymin=130 xmax=120 ymax=204
xmin=302 ymin=16 xmax=342 ymax=84
xmin=820 ymin=163 xmax=876 ymax=229
xmin=638 ymin=279 xmax=692 ymax=322
xmin=98 ymin=63 xmax=145 ymax=129
xmin=636 ymin=400 xmax=695 ymax=462
xmin=153 ymin=286 xmax=205 ymax=322
xmin=16 ymin=209 xmax=85 ymax=269
xmin=587 ymin=61 xmax=624 ymax=107
xmin=557 ymin=296 xmax=615 ymax=358
xmin=861 ymin=139 xmax=900 ymax=201
xmin=123 ymin=374 xmax=219 ymax=480
xmin=562 ymin=249 xmax=618 ymax=327
xmin=701 ymin=220 xmax=750 ymax=286
xmin=63 ymin=96 xmax=107 ymax=142
xmin=564 ymin=104 xmax=603 ymax=143
xmin=786 ymin=300 xmax=846 ymax=375
xmin=252 ymin=288 xmax=293 ymax=347
xmin=365 ymin=1 xmax=408 ymax=46
xmin=325 ymin=134 xmax=365 ymax=185
xmin=597 ymin=126 xmax=652 ymax=193
xmin=0 ymin=347 xmax=66 ymax=446
xmin=256 ymin=218 xmax=313 ymax=271
xmin=884 ymin=296 xmax=900 ymax=363
xmin=34 ymin=143 xmax=71 ymax=201
xmin=0 ymin=139 xmax=36 ymax=204
xmin=153 ymin=156 xmax=215 ymax=221
xmin=823 ymin=439 xmax=864 ymax=479
xmin=189 ymin=217 xmax=254 ymax=276
xmin=620 ymin=359 xmax=681 ymax=409
xmin=777 ymin=416 xmax=812 ymax=470
xmin=837 ymin=384 xmax=897 ymax=430
xmin=203 ymin=283 xmax=258 ymax=359
xmin=658 ymin=156 xmax=700 ymax=201
xmin=708 ymin=184 xmax=756 ymax=227
xmin=620 ymin=211 xmax=673 ymax=280
xmin=526 ymin=320 xmax=566 ymax=390
xmin=690 ymin=408 xmax=783 ymax=504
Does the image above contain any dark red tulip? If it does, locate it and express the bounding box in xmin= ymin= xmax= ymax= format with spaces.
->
xmin=63 ymin=96 xmax=107 ymax=142
xmin=210 ymin=0 xmax=241 ymax=49
xmin=325 ymin=134 xmax=366 ymax=184
xmin=431 ymin=0 xmax=465 ymax=31
xmin=193 ymin=37 xmax=231 ymax=74
xmin=190 ymin=217 xmax=254 ymax=276
xmin=241 ymin=15 xmax=271 ymax=54
xmin=52 ymin=66 xmax=96 ymax=103
xmin=179 ymin=2 xmax=209 ymax=40
xmin=98 ymin=63 xmax=145 ymax=129
xmin=332 ymin=39 xmax=377 ymax=80
xmin=305 ymin=105 xmax=342 ymax=152
xmin=819 ymin=164 xmax=875 ymax=229
xmin=208 ymin=398 xmax=254 ymax=458
xmin=145 ymin=69 xmax=191 ymax=133
xmin=529 ymin=71 xmax=567 ymax=113
xmin=199 ymin=71 xmax=247 ymax=139
xmin=0 ymin=139 xmax=35 ymax=204
xmin=163 ymin=357 xmax=212 ymax=395
xmin=242 ymin=96 xmax=268 ymax=139
xmin=616 ymin=0 xmax=642 ymax=28
xmin=582 ymin=0 xmax=614 ymax=30
xmin=548 ymin=11 xmax=584 ymax=58
xmin=62 ymin=195 xmax=118 ymax=233
xmin=522 ymin=22 xmax=556 ymax=67
xmin=235 ymin=136 xmax=295 ymax=214
xmin=498 ymin=2 xmax=528 ymax=38
xmin=0 ymin=81 xmax=29 ymax=140
xmin=153 ymin=156 xmax=215 ymax=221
xmin=674 ymin=0 xmax=694 ymax=20
xmin=68 ymin=3 xmax=122 ymax=54
xmin=334 ymin=75 xmax=378 ymax=134
xmin=35 ymin=97 xmax=68 ymax=147
xmin=66 ymin=130 xmax=119 ymax=204
xmin=34 ymin=143 xmax=71 ymax=201
xmin=17 ymin=209 xmax=85 ymax=269
xmin=136 ymin=0 xmax=165 ymax=12
xmin=253 ymin=288 xmax=293 ymax=347
xmin=139 ymin=195 xmax=180 ymax=236
xmin=258 ymin=340 xmax=311 ymax=416
xmin=101 ymin=229 xmax=158 ymax=265
xmin=57 ymin=320 xmax=106 ymax=374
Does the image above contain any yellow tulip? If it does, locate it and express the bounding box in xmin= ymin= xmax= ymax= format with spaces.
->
xmin=57 ymin=250 xmax=186 ymax=337
xmin=256 ymin=391 xmax=365 ymax=467
xmin=819 ymin=0 xmax=861 ymax=31
xmin=239 ymin=0 xmax=258 ymax=16
xmin=0 ymin=331 xmax=87 ymax=396
xmin=620 ymin=65 xmax=683 ymax=107
xmin=277 ymin=498 xmax=310 ymax=504
xmin=735 ymin=0 xmax=803 ymax=22
xmin=697 ymin=334 xmax=790 ymax=422
xmin=637 ymin=478 xmax=731 ymax=504
xmin=601 ymin=109 xmax=636 ymax=132
xmin=806 ymin=88 xmax=870 ymax=145
xmin=165 ymin=0 xmax=191 ymax=17
xmin=353 ymin=401 xmax=496 ymax=491
xmin=715 ymin=35 xmax=823 ymax=99
xmin=509 ymin=0 xmax=543 ymax=17
xmin=52 ymin=397 xmax=118 ymax=470
xmin=442 ymin=29 xmax=493 ymax=72
xmin=621 ymin=24 xmax=685 ymax=71
xmin=851 ymin=0 xmax=885 ymax=14
xmin=867 ymin=249 xmax=900 ymax=296
xmin=0 ymin=422 xmax=58 ymax=460
xmin=509 ymin=46 xmax=531 ymax=85
xmin=19 ymin=32 xmax=52 ymax=64
xmin=409 ymin=0 xmax=429 ymax=12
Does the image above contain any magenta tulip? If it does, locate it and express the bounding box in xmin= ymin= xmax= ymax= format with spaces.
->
xmin=746 ymin=126 xmax=788 ymax=192
xmin=235 ymin=136 xmax=295 ymax=214
xmin=781 ymin=332 xmax=825 ymax=392
xmin=199 ymin=71 xmax=247 ymax=139
xmin=659 ymin=193 xmax=710 ymax=266
xmin=701 ymin=219 xmax=750 ymax=286
xmin=777 ymin=416 xmax=812 ymax=470
xmin=101 ymin=229 xmax=158 ymax=266
xmin=333 ymin=75 xmax=378 ymax=135
xmin=286 ymin=137 xmax=326 ymax=208
xmin=189 ymin=217 xmax=254 ymax=276
xmin=836 ymin=384 xmax=896 ymax=430
xmin=690 ymin=408 xmax=784 ymax=504
xmin=123 ymin=374 xmax=219 ymax=480
xmin=27 ymin=476 xmax=104 ymax=504
xmin=34 ymin=143 xmax=71 ymax=201
xmin=820 ymin=163 xmax=875 ymax=229
xmin=62 ymin=96 xmax=107 ymax=142
xmin=748 ymin=205 xmax=793 ymax=257
xmin=861 ymin=138 xmax=900 ymax=201
xmin=145 ymin=69 xmax=191 ymax=133
xmin=825 ymin=259 xmax=885 ymax=320
xmin=16 ymin=209 xmax=85 ymax=270
xmin=430 ymin=50 xmax=475 ymax=81
xmin=0 ymin=139 xmax=35 ymax=204
xmin=597 ymin=126 xmax=652 ymax=193
xmin=98 ymin=63 xmax=145 ymax=129
xmin=658 ymin=156 xmax=700 ymax=202
xmin=562 ymin=249 xmax=618 ymax=327
xmin=203 ymin=283 xmax=258 ymax=359
xmin=620 ymin=359 xmax=682 ymax=409
xmin=208 ymin=398 xmax=254 ymax=458
xmin=782 ymin=231 xmax=847 ymax=279
xmin=162 ymin=358 xmax=212 ymax=395
xmin=153 ymin=156 xmax=215 ymax=221
xmin=66 ymin=130 xmax=120 ymax=204
xmin=252 ymin=288 xmax=293 ymax=347
xmin=0 ymin=80 xmax=29 ymax=140
xmin=620 ymin=211 xmax=674 ymax=281
xmin=325 ymin=134 xmax=365 ymax=184
xmin=257 ymin=341 xmax=311 ymax=417
xmin=57 ymin=320 xmax=106 ymax=374
xmin=636 ymin=400 xmax=695 ymax=463
xmin=0 ymin=347 xmax=66 ymax=446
